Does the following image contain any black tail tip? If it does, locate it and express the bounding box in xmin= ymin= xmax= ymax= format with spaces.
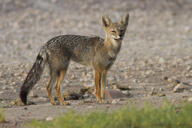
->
xmin=20 ymin=91 xmax=27 ymax=105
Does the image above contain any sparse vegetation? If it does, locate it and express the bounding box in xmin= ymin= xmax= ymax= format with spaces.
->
xmin=0 ymin=109 xmax=5 ymax=123
xmin=27 ymin=103 xmax=192 ymax=128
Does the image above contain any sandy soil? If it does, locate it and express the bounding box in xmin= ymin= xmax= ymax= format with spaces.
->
xmin=0 ymin=0 xmax=192 ymax=127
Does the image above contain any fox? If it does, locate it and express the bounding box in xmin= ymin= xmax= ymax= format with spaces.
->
xmin=20 ymin=13 xmax=129 ymax=105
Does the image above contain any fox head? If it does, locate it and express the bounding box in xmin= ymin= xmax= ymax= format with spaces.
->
xmin=102 ymin=13 xmax=129 ymax=46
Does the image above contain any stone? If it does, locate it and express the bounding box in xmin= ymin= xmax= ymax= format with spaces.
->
xmin=105 ymin=89 xmax=127 ymax=99
xmin=158 ymin=57 xmax=165 ymax=64
xmin=46 ymin=116 xmax=53 ymax=121
xmin=2 ymin=86 xmax=8 ymax=90
xmin=188 ymin=97 xmax=192 ymax=102
xmin=173 ymin=84 xmax=184 ymax=93
xmin=111 ymin=99 xmax=120 ymax=104
xmin=157 ymin=93 xmax=166 ymax=97
xmin=117 ymin=84 xmax=131 ymax=90
xmin=121 ymin=90 xmax=130 ymax=96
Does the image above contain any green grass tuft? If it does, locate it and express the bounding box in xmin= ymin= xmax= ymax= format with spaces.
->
xmin=0 ymin=109 xmax=5 ymax=123
xmin=27 ymin=103 xmax=192 ymax=128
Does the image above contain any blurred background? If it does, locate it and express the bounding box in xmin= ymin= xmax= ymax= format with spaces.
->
xmin=0 ymin=0 xmax=192 ymax=64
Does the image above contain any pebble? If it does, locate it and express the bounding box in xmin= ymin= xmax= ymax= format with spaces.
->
xmin=173 ymin=84 xmax=184 ymax=93
xmin=157 ymin=93 xmax=166 ymax=97
xmin=2 ymin=86 xmax=8 ymax=90
xmin=38 ymin=97 xmax=48 ymax=101
xmin=159 ymin=88 xmax=163 ymax=91
xmin=111 ymin=85 xmax=117 ymax=89
xmin=71 ymin=74 xmax=76 ymax=80
xmin=158 ymin=57 xmax=165 ymax=64
xmin=82 ymin=94 xmax=89 ymax=99
xmin=117 ymin=84 xmax=131 ymax=90
xmin=111 ymin=99 xmax=120 ymax=104
xmin=46 ymin=116 xmax=53 ymax=121
xmin=149 ymin=88 xmax=157 ymax=96
xmin=132 ymin=79 xmax=138 ymax=83
xmin=121 ymin=90 xmax=130 ymax=96
xmin=186 ymin=65 xmax=192 ymax=71
xmin=28 ymin=91 xmax=34 ymax=97
xmin=167 ymin=78 xmax=173 ymax=83
xmin=188 ymin=97 xmax=192 ymax=102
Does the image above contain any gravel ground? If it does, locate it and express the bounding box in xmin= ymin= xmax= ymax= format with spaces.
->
xmin=0 ymin=0 xmax=192 ymax=127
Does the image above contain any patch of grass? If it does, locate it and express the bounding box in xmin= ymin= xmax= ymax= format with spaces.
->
xmin=27 ymin=103 xmax=192 ymax=128
xmin=0 ymin=109 xmax=5 ymax=123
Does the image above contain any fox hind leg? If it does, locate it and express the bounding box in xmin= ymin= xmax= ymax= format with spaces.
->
xmin=46 ymin=73 xmax=56 ymax=105
xmin=55 ymin=70 xmax=67 ymax=105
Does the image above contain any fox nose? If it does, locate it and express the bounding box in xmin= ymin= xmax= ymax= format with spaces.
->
xmin=119 ymin=34 xmax=123 ymax=38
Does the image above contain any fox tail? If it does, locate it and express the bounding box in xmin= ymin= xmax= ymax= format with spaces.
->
xmin=20 ymin=48 xmax=47 ymax=105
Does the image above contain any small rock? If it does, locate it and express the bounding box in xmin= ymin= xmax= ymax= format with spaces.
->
xmin=121 ymin=90 xmax=130 ymax=96
xmin=167 ymin=78 xmax=180 ymax=86
xmin=105 ymin=89 xmax=127 ymax=99
xmin=111 ymin=85 xmax=117 ymax=89
xmin=158 ymin=57 xmax=165 ymax=64
xmin=149 ymin=88 xmax=157 ymax=96
xmin=80 ymin=87 xmax=93 ymax=94
xmin=38 ymin=97 xmax=48 ymax=101
xmin=2 ymin=86 xmax=8 ymax=90
xmin=46 ymin=116 xmax=53 ymax=121
xmin=187 ymin=65 xmax=192 ymax=71
xmin=71 ymin=74 xmax=76 ymax=80
xmin=159 ymin=88 xmax=163 ymax=91
xmin=28 ymin=91 xmax=34 ymax=97
xmin=157 ymin=93 xmax=166 ymax=97
xmin=188 ymin=97 xmax=192 ymax=102
xmin=111 ymin=99 xmax=120 ymax=104
xmin=11 ymin=82 xmax=16 ymax=86
xmin=83 ymin=99 xmax=94 ymax=104
xmin=13 ymin=40 xmax=18 ymax=45
xmin=10 ymin=98 xmax=24 ymax=106
xmin=123 ymin=72 xmax=129 ymax=79
xmin=173 ymin=84 xmax=184 ymax=93
xmin=132 ymin=79 xmax=137 ymax=83
xmin=82 ymin=94 xmax=89 ymax=99
xmin=185 ymin=73 xmax=191 ymax=78
xmin=117 ymin=84 xmax=131 ymax=90
xmin=163 ymin=76 xmax=168 ymax=80
xmin=167 ymin=78 xmax=173 ymax=83
xmin=145 ymin=70 xmax=153 ymax=75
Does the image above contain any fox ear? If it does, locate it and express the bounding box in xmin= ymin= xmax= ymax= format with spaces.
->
xmin=102 ymin=16 xmax=112 ymax=27
xmin=120 ymin=13 xmax=129 ymax=26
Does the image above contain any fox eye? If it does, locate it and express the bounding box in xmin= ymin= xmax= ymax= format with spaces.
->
xmin=120 ymin=30 xmax=124 ymax=33
xmin=111 ymin=30 xmax=116 ymax=33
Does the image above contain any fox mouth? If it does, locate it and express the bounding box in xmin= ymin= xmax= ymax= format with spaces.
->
xmin=112 ymin=35 xmax=122 ymax=41
xmin=114 ymin=37 xmax=122 ymax=40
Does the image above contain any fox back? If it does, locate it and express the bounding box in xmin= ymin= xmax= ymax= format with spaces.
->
xmin=44 ymin=14 xmax=129 ymax=70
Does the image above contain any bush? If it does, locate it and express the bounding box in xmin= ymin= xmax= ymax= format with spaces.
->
xmin=27 ymin=103 xmax=192 ymax=128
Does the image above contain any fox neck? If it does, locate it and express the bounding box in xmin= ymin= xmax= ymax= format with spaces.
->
xmin=104 ymin=35 xmax=122 ymax=58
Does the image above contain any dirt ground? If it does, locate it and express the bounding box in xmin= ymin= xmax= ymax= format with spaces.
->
xmin=0 ymin=0 xmax=192 ymax=127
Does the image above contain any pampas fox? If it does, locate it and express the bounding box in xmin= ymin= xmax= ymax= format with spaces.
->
xmin=20 ymin=13 xmax=129 ymax=105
